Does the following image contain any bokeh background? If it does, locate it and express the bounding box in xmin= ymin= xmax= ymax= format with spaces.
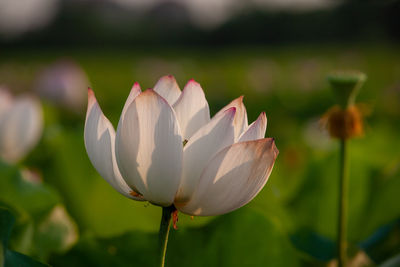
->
xmin=1 ymin=0 xmax=400 ymax=266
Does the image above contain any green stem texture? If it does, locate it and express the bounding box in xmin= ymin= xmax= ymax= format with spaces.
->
xmin=159 ymin=206 xmax=175 ymax=267
xmin=338 ymin=139 xmax=348 ymax=267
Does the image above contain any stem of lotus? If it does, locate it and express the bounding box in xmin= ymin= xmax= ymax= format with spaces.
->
xmin=159 ymin=205 xmax=176 ymax=267
xmin=337 ymin=139 xmax=348 ymax=267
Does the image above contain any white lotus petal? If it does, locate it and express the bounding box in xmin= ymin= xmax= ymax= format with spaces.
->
xmin=238 ymin=112 xmax=267 ymax=142
xmin=121 ymin=82 xmax=141 ymax=119
xmin=214 ymin=96 xmax=248 ymax=140
xmin=0 ymin=96 xmax=43 ymax=163
xmin=84 ymin=89 xmax=143 ymax=201
xmin=173 ymin=79 xmax=210 ymax=140
xmin=177 ymin=138 xmax=278 ymax=216
xmin=0 ymin=88 xmax=13 ymax=118
xmin=153 ymin=75 xmax=181 ymax=105
xmin=115 ymin=89 xmax=183 ymax=206
xmin=175 ymin=107 xmax=236 ymax=203
xmin=115 ymin=83 xmax=142 ymax=195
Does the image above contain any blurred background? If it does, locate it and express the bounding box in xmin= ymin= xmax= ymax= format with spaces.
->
xmin=1 ymin=0 xmax=400 ymax=266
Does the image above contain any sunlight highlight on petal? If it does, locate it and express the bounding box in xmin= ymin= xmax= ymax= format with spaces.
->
xmin=116 ymin=89 xmax=183 ymax=206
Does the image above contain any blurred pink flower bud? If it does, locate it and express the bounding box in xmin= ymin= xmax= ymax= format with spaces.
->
xmin=0 ymin=87 xmax=43 ymax=163
xmin=35 ymin=60 xmax=90 ymax=113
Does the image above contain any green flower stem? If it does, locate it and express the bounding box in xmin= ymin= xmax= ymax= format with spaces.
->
xmin=337 ymin=139 xmax=349 ymax=267
xmin=159 ymin=205 xmax=176 ymax=267
xmin=328 ymin=71 xmax=366 ymax=267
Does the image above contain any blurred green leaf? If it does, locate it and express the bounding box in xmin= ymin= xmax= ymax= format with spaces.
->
xmin=0 ymin=161 xmax=80 ymax=262
xmin=8 ymin=219 xmax=34 ymax=256
xmin=1 ymin=207 xmax=14 ymax=266
xmin=0 ymin=162 xmax=60 ymax=221
xmin=287 ymin=125 xmax=400 ymax=261
xmin=0 ymin=207 xmax=48 ymax=267
xmin=360 ymin=219 xmax=400 ymax=264
xmin=354 ymin=126 xmax=400 ymax=239
xmin=290 ymin=228 xmax=335 ymax=262
xmin=34 ymin=205 xmax=79 ymax=260
xmin=167 ymin=209 xmax=302 ymax=267
xmin=50 ymin=231 xmax=158 ymax=267
xmin=4 ymin=250 xmax=48 ymax=267
xmin=0 ymin=207 xmax=14 ymax=247
xmin=380 ymin=253 xmax=400 ymax=267
xmin=51 ymin=208 xmax=301 ymax=267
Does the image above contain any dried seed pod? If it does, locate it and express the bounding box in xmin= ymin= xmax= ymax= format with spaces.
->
xmin=324 ymin=105 xmax=363 ymax=139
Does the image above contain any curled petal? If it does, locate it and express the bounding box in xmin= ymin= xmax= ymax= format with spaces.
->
xmin=238 ymin=112 xmax=267 ymax=142
xmin=175 ymin=108 xmax=236 ymax=203
xmin=177 ymin=138 xmax=278 ymax=216
xmin=214 ymin=96 xmax=248 ymax=140
xmin=116 ymin=89 xmax=183 ymax=206
xmin=173 ymin=79 xmax=210 ymax=140
xmin=0 ymin=96 xmax=43 ymax=163
xmin=153 ymin=75 xmax=181 ymax=105
xmin=84 ymin=89 xmax=143 ymax=201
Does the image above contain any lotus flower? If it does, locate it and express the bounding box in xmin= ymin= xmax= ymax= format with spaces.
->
xmin=0 ymin=87 xmax=43 ymax=163
xmin=84 ymin=76 xmax=278 ymax=216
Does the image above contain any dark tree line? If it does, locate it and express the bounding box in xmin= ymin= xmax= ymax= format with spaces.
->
xmin=2 ymin=0 xmax=399 ymax=48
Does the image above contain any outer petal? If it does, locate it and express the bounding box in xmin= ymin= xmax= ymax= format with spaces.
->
xmin=115 ymin=83 xmax=141 ymax=194
xmin=153 ymin=75 xmax=181 ymax=105
xmin=175 ymin=108 xmax=236 ymax=203
xmin=238 ymin=112 xmax=267 ymax=142
xmin=177 ymin=138 xmax=278 ymax=216
xmin=84 ymin=89 xmax=143 ymax=201
xmin=214 ymin=96 xmax=248 ymax=140
xmin=0 ymin=96 xmax=43 ymax=163
xmin=121 ymin=82 xmax=141 ymax=119
xmin=172 ymin=79 xmax=210 ymax=140
xmin=115 ymin=89 xmax=183 ymax=206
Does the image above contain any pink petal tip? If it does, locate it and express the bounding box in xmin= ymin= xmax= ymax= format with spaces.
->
xmin=226 ymin=106 xmax=237 ymax=115
xmin=184 ymin=79 xmax=200 ymax=89
xmin=88 ymin=87 xmax=94 ymax=97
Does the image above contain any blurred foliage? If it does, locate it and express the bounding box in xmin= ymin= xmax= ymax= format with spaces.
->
xmin=0 ymin=207 xmax=48 ymax=266
xmin=0 ymin=162 xmax=78 ymax=262
xmin=0 ymin=162 xmax=59 ymax=220
xmin=380 ymin=253 xmax=400 ymax=267
xmin=1 ymin=44 xmax=400 ymax=266
xmin=50 ymin=209 xmax=301 ymax=267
